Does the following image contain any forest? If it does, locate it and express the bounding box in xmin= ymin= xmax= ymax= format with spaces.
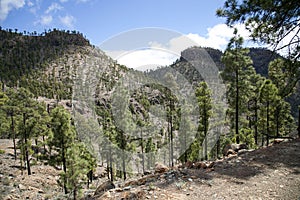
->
xmin=0 ymin=0 xmax=299 ymax=199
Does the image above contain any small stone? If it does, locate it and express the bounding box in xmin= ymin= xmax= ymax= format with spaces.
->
xmin=187 ymin=178 xmax=193 ymax=182
xmin=38 ymin=189 xmax=44 ymax=193
xmin=18 ymin=184 xmax=26 ymax=190
xmin=279 ymin=185 xmax=284 ymax=188
xmin=186 ymin=193 xmax=190 ymax=196
xmin=115 ymin=187 xmax=123 ymax=192
xmin=154 ymin=195 xmax=158 ymax=199
xmin=123 ymin=186 xmax=132 ymax=191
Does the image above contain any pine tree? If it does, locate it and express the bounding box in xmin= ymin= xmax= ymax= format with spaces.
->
xmin=0 ymin=85 xmax=9 ymax=139
xmin=258 ymin=79 xmax=279 ymax=146
xmin=298 ymin=106 xmax=300 ymax=138
xmin=268 ymin=58 xmax=295 ymax=98
xmin=217 ymin=0 xmax=300 ymax=62
xmin=195 ymin=81 xmax=212 ymax=160
xmin=49 ymin=106 xmax=75 ymax=193
xmin=64 ymin=142 xmax=96 ymax=200
xmin=248 ymin=73 xmax=265 ymax=146
xmin=164 ymin=72 xmax=180 ymax=167
xmin=221 ymin=30 xmax=256 ymax=144
xmin=0 ymin=83 xmax=8 ymax=106
xmin=11 ymin=88 xmax=44 ymax=175
xmin=178 ymin=106 xmax=194 ymax=163
xmin=145 ymin=137 xmax=156 ymax=169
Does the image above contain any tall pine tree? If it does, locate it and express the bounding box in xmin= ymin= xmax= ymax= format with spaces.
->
xmin=221 ymin=29 xmax=256 ymax=144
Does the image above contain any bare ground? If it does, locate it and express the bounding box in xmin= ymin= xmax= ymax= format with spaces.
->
xmin=0 ymin=139 xmax=300 ymax=200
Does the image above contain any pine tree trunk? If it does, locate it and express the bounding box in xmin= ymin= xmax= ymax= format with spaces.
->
xmin=170 ymin=116 xmax=174 ymax=167
xmin=184 ymin=131 xmax=187 ymax=163
xmin=204 ymin=105 xmax=208 ymax=160
xmin=106 ymin=152 xmax=110 ymax=180
xmin=87 ymin=170 xmax=93 ymax=189
xmin=235 ymin=68 xmax=239 ymax=144
xmin=73 ymin=185 xmax=77 ymax=200
xmin=109 ymin=145 xmax=113 ymax=182
xmin=168 ymin=119 xmax=171 ymax=167
xmin=62 ymin=140 xmax=68 ymax=194
xmin=23 ymin=113 xmax=31 ymax=175
xmin=170 ymin=99 xmax=174 ymax=167
xmin=216 ymin=136 xmax=220 ymax=159
xmin=276 ymin=107 xmax=280 ymax=137
xmin=140 ymin=129 xmax=145 ymax=174
xmin=122 ymin=149 xmax=126 ymax=180
xmin=11 ymin=114 xmax=16 ymax=160
xmin=254 ymin=100 xmax=258 ymax=145
xmin=266 ymin=101 xmax=270 ymax=146
xmin=42 ymin=135 xmax=46 ymax=154
xmin=298 ymin=106 xmax=300 ymax=138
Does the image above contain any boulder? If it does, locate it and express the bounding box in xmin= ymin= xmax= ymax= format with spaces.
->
xmin=273 ymin=138 xmax=288 ymax=144
xmin=207 ymin=161 xmax=215 ymax=168
xmin=223 ymin=143 xmax=248 ymax=156
xmin=155 ymin=163 xmax=169 ymax=173
xmin=193 ymin=162 xmax=207 ymax=169
xmin=94 ymin=180 xmax=115 ymax=198
xmin=184 ymin=161 xmax=193 ymax=169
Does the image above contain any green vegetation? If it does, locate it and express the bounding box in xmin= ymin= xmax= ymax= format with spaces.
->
xmin=0 ymin=9 xmax=299 ymax=197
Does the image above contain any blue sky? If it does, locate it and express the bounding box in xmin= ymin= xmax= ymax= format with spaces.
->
xmin=1 ymin=0 xmax=229 ymax=45
xmin=0 ymin=0 xmax=256 ymax=69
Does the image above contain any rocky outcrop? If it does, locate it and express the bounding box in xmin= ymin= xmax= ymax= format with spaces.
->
xmin=223 ymin=143 xmax=248 ymax=156
xmin=93 ymin=181 xmax=115 ymax=199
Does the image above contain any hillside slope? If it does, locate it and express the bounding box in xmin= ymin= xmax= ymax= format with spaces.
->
xmin=90 ymin=139 xmax=300 ymax=200
xmin=1 ymin=139 xmax=299 ymax=199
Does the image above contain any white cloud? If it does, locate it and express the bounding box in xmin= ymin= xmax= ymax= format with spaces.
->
xmin=59 ymin=14 xmax=75 ymax=28
xmin=40 ymin=15 xmax=52 ymax=25
xmin=26 ymin=0 xmax=34 ymax=7
xmin=0 ymin=0 xmax=25 ymax=21
xmin=148 ymin=23 xmax=251 ymax=55
xmin=185 ymin=24 xmax=251 ymax=50
xmin=45 ymin=2 xmax=63 ymax=14
xmin=59 ymin=0 xmax=68 ymax=3
xmin=28 ymin=0 xmax=42 ymax=14
xmin=115 ymin=49 xmax=178 ymax=71
xmin=105 ymin=23 xmax=254 ymax=70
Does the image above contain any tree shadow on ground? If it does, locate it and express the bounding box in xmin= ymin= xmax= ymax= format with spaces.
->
xmin=213 ymin=138 xmax=300 ymax=180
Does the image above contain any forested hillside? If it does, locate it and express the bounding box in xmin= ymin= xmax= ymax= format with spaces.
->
xmin=0 ymin=27 xmax=299 ymax=200
xmin=163 ymin=46 xmax=299 ymax=120
xmin=0 ymin=28 xmax=129 ymax=199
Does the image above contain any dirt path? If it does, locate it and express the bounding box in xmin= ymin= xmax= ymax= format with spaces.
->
xmin=1 ymin=139 xmax=300 ymax=200
xmin=95 ymin=139 xmax=300 ymax=200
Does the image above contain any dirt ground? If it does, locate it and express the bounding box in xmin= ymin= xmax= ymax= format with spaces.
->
xmin=0 ymin=139 xmax=300 ymax=200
